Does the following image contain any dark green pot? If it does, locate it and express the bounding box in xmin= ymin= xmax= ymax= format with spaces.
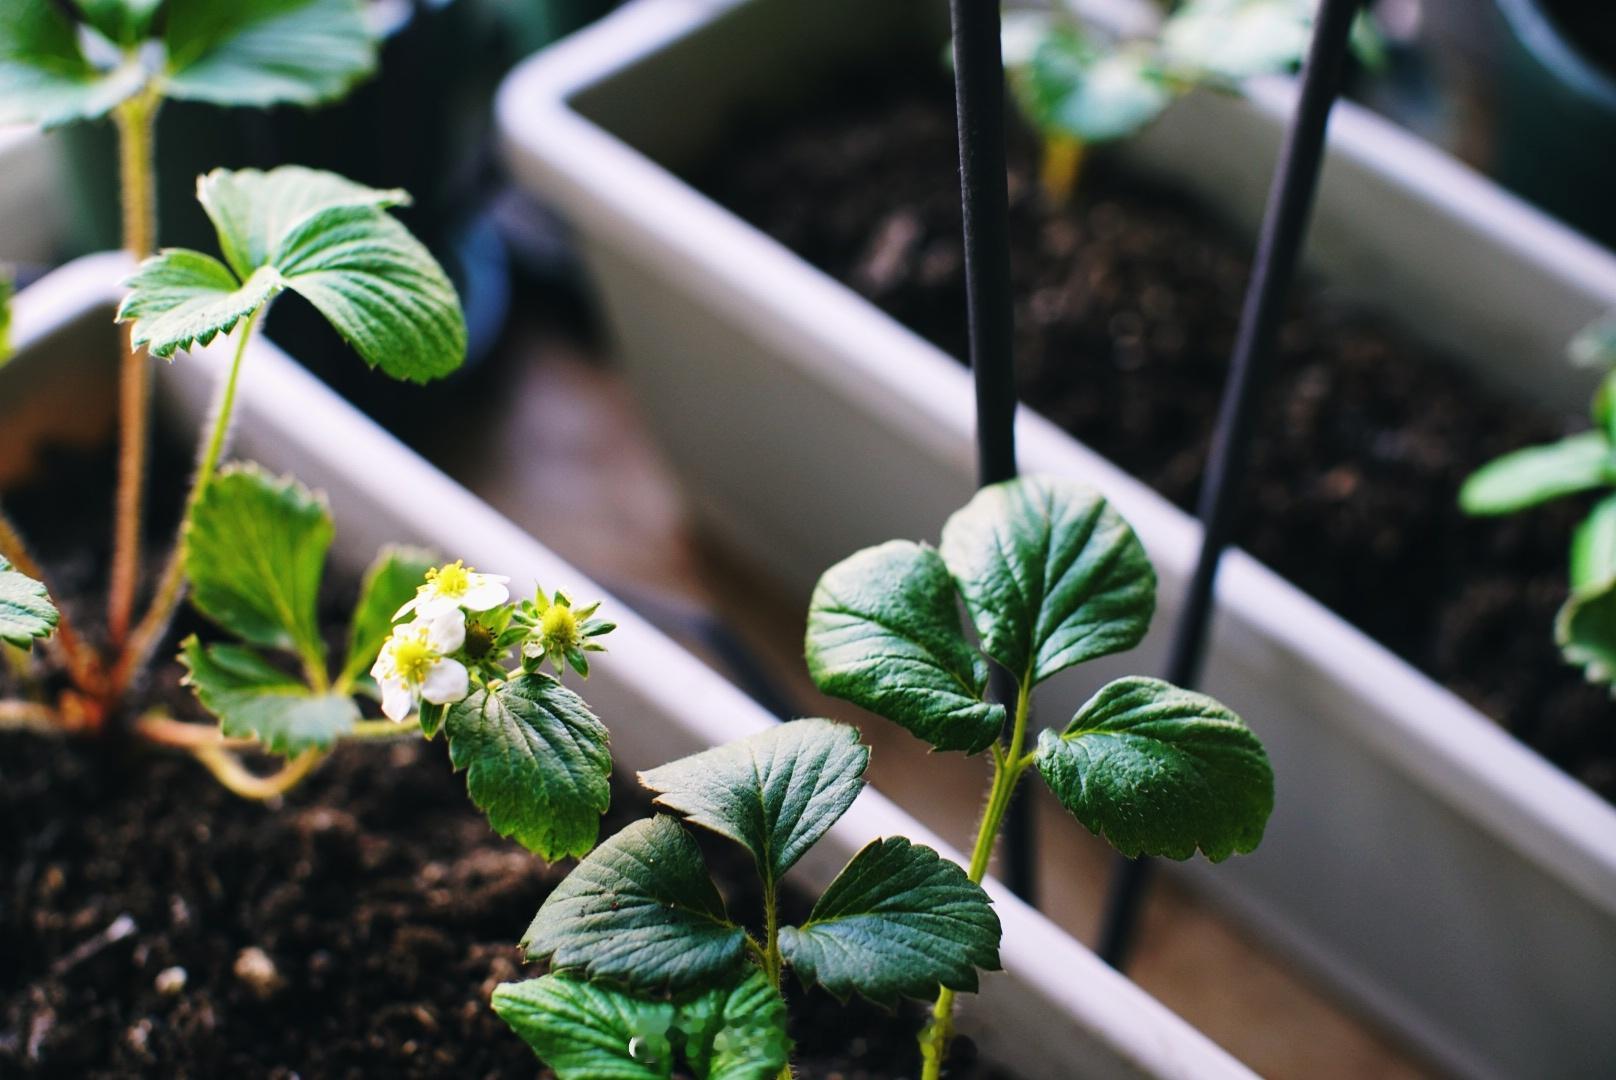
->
xmin=1493 ymin=0 xmax=1616 ymax=249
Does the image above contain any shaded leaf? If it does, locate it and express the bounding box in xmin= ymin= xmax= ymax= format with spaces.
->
xmin=779 ymin=837 xmax=1000 ymax=1005
xmin=939 ymin=475 xmax=1155 ymax=686
xmin=1460 ymin=431 xmax=1614 ymax=516
xmin=340 ymin=545 xmax=435 ymax=687
xmin=444 ymin=674 xmax=611 ymax=860
xmin=492 ymin=971 xmax=789 ymax=1080
xmin=1035 ymin=676 xmax=1272 ymax=861
xmin=0 ymin=555 xmax=57 ymax=648
xmin=71 ymin=0 xmax=161 ymax=44
xmin=1571 ymin=493 xmax=1616 ymax=593
xmin=807 ymin=541 xmax=1003 ymax=753
xmin=639 ymin=719 xmax=869 ymax=885
xmin=1559 ymin=581 xmax=1616 ymax=690
xmin=162 ymin=0 xmax=376 ymax=108
xmin=180 ymin=635 xmax=358 ymax=753
xmin=0 ymin=0 xmax=145 ymax=127
xmin=185 ymin=464 xmax=332 ymax=662
xmin=521 ymin=816 xmax=745 ymax=993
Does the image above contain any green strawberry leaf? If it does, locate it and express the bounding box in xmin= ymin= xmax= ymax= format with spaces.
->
xmin=779 ymin=837 xmax=1001 ymax=1005
xmin=1019 ymin=29 xmax=1170 ymax=143
xmin=1035 ymin=676 xmax=1273 ymax=861
xmin=180 ymin=635 xmax=358 ymax=753
xmin=520 ymin=816 xmax=745 ymax=994
xmin=1460 ymin=431 xmax=1615 ymax=516
xmin=1571 ymin=493 xmax=1616 ymax=593
xmin=119 ymin=253 xmax=282 ymax=358
xmin=806 ymin=541 xmax=1003 ymax=754
xmin=639 ymin=719 xmax=869 ymax=886
xmin=184 ymin=464 xmax=332 ymax=664
xmin=0 ymin=555 xmax=58 ymax=648
xmin=0 ymin=0 xmax=146 ymax=127
xmin=444 ymin=674 xmax=611 ymax=860
xmin=1 ymin=266 xmax=13 ymax=365
xmin=939 ymin=475 xmax=1156 ymax=687
xmin=161 ymin=0 xmax=376 ymax=108
xmin=492 ymin=971 xmax=789 ymax=1080
xmin=1161 ymin=0 xmax=1313 ymax=82
xmin=339 ymin=545 xmax=435 ymax=688
xmin=118 ymin=166 xmax=466 ymax=383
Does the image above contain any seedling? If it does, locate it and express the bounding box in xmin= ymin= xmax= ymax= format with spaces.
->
xmin=492 ymin=719 xmax=1002 ymax=1079
xmin=1461 ymin=313 xmax=1616 ymax=687
xmin=1001 ymin=0 xmax=1380 ymax=197
xmin=803 ymin=474 xmax=1273 ymax=1076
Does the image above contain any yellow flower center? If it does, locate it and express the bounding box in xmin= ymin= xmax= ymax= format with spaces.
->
xmin=427 ymin=560 xmax=473 ymax=598
xmin=540 ymin=604 xmax=580 ymax=651
xmin=390 ymin=631 xmax=436 ymax=685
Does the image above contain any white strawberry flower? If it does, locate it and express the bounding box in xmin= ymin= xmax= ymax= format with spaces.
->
xmin=395 ymin=560 xmax=510 ymax=621
xmin=371 ymin=610 xmax=470 ymax=722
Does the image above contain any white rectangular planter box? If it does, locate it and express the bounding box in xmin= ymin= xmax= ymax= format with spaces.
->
xmin=496 ymin=2 xmax=1616 ymax=1077
xmin=0 ymin=127 xmax=66 ymax=266
xmin=1 ymin=253 xmax=1254 ymax=1080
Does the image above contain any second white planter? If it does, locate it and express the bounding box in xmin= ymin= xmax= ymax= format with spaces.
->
xmin=497 ymin=1 xmax=1616 ymax=1077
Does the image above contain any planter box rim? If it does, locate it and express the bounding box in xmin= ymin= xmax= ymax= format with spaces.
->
xmin=6 ymin=252 xmax=1257 ymax=1080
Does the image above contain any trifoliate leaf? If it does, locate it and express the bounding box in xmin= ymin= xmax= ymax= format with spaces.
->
xmin=185 ymin=464 xmax=332 ymax=664
xmin=492 ymin=971 xmax=789 ymax=1080
xmin=118 ymin=166 xmax=466 ymax=383
xmin=0 ymin=0 xmax=145 ymax=126
xmin=340 ymin=545 xmax=435 ymax=688
xmin=196 ymin=166 xmax=408 ymax=281
xmin=521 ymin=816 xmax=745 ymax=994
xmin=779 ymin=837 xmax=1001 ymax=1005
xmin=162 ymin=0 xmax=376 ymax=108
xmin=444 ymin=674 xmax=611 ymax=860
xmin=0 ymin=555 xmax=57 ymax=648
xmin=1035 ymin=676 xmax=1273 ymax=861
xmin=806 ymin=541 xmax=1003 ymax=754
xmin=119 ymin=253 xmax=282 ymax=358
xmin=939 ymin=475 xmax=1155 ymax=687
xmin=639 ymin=719 xmax=869 ymax=885
xmin=1459 ymin=431 xmax=1615 ymax=516
xmin=180 ymin=635 xmax=358 ymax=753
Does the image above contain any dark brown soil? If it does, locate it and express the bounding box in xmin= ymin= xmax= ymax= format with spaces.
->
xmin=1 ymin=440 xmax=1006 ymax=1078
xmin=694 ymin=71 xmax=1616 ymax=800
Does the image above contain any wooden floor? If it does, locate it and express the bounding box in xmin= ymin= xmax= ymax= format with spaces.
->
xmin=425 ymin=317 xmax=1441 ymax=1080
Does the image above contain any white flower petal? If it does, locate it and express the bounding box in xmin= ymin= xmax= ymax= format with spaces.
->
xmin=393 ymin=595 xmax=422 ymax=621
xmin=421 ymin=658 xmax=469 ymax=705
xmin=381 ymin=679 xmax=416 ymax=723
xmin=425 ymin=610 xmax=465 ymax=653
xmin=460 ymin=579 xmax=510 ymax=612
xmin=414 ymin=593 xmax=460 ymax=619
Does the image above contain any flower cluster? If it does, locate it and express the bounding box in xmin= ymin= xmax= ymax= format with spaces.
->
xmin=371 ymin=562 xmax=615 ymax=724
xmin=373 ymin=561 xmax=510 ymax=722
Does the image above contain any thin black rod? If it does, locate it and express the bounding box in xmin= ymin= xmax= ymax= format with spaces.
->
xmin=1099 ymin=0 xmax=1361 ymax=968
xmin=948 ymin=0 xmax=1033 ymax=900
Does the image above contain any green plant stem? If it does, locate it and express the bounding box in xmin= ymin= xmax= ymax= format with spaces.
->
xmin=114 ymin=308 xmax=264 ymax=693
xmin=920 ymin=674 xmax=1033 ymax=1080
xmin=760 ymin=883 xmax=795 ymax=1080
xmin=107 ymin=85 xmax=162 ymax=649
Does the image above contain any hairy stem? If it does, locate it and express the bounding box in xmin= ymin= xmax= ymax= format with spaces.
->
xmin=761 ymin=884 xmax=795 ymax=1080
xmin=115 ymin=308 xmax=264 ymax=692
xmin=134 ymin=711 xmax=257 ymax=750
xmin=920 ymin=674 xmax=1033 ymax=1080
xmin=107 ymin=86 xmax=162 ymax=648
xmin=190 ymin=745 xmax=325 ymax=800
xmin=0 ymin=505 xmax=103 ymax=699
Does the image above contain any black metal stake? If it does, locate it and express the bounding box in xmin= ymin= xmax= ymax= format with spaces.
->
xmin=948 ymin=0 xmax=1034 ymax=901
xmin=1098 ymin=0 xmax=1361 ymax=968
